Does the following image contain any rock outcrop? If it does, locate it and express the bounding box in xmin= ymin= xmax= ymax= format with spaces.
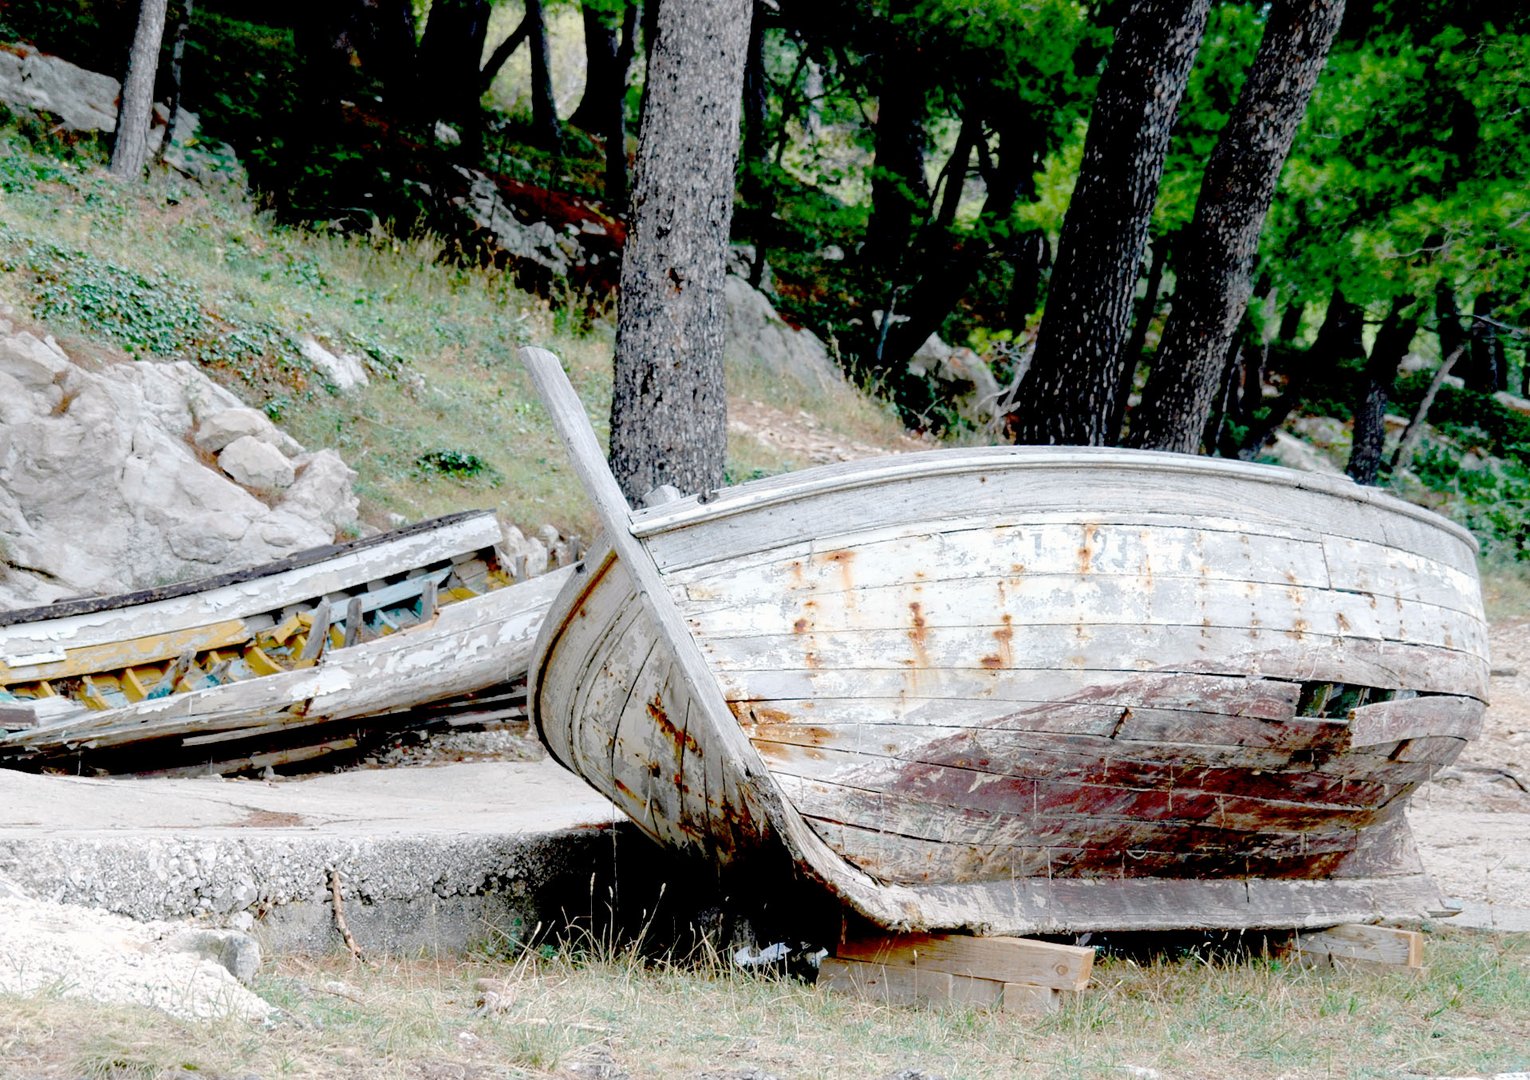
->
xmin=0 ymin=318 xmax=359 ymax=609
xmin=0 ymin=42 xmax=242 ymax=189
xmin=724 ymin=274 xmax=845 ymax=394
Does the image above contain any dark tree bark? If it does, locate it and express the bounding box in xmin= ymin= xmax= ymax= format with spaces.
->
xmin=111 ymin=0 xmax=171 ymax=178
xmin=877 ymin=108 xmax=1037 ymax=385
xmin=1005 ymin=230 xmax=1049 ymax=330
xmin=1346 ymin=296 xmax=1417 ymax=485
xmin=609 ymin=0 xmax=752 ymax=501
xmin=1130 ymin=0 xmax=1347 ymax=454
xmin=1465 ymin=292 xmax=1507 ymax=393
xmin=860 ymin=0 xmax=929 ymax=324
xmin=156 ymin=0 xmax=192 ymax=164
xmin=570 ymin=2 xmax=626 ymax=136
xmin=600 ymin=3 xmax=640 ymax=212
xmin=526 ymin=0 xmax=562 ymax=150
xmin=1109 ymin=232 xmax=1170 ymax=443
xmin=1002 ymin=0 xmax=1211 ymax=445
xmin=418 ymin=0 xmax=492 ymax=133
xmin=1436 ymin=281 xmax=1468 ymax=383
xmin=737 ymin=2 xmax=771 ymax=231
xmin=480 ymin=16 xmax=531 ymax=93
xmin=1238 ymin=290 xmax=1363 ymax=457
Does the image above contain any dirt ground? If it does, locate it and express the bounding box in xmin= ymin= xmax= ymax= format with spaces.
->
xmin=1409 ymin=619 xmax=1530 ymax=920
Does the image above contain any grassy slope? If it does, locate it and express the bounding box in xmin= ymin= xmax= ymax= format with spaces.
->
xmin=0 ymin=127 xmax=908 ymax=544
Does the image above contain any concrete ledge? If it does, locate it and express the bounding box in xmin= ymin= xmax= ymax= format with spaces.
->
xmin=0 ymin=760 xmax=709 ymax=953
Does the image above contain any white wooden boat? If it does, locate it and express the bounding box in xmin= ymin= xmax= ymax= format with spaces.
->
xmin=522 ymin=347 xmax=1487 ymax=935
xmin=0 ymin=511 xmax=573 ymax=770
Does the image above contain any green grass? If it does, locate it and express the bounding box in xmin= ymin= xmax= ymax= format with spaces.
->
xmin=0 ymin=927 xmax=1524 ymax=1079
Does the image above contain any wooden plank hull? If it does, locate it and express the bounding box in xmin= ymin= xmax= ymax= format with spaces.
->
xmin=0 ymin=511 xmax=570 ymax=766
xmin=531 ymin=447 xmax=1488 ymax=933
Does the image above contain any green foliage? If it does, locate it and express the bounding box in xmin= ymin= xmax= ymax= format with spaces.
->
xmin=413 ymin=448 xmax=502 ymax=487
xmin=0 ymin=229 xmax=299 ymax=373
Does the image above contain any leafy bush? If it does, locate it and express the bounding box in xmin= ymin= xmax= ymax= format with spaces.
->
xmin=414 ymin=449 xmax=501 ymax=486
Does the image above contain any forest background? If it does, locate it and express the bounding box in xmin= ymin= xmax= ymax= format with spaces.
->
xmin=0 ymin=0 xmax=1526 ymax=567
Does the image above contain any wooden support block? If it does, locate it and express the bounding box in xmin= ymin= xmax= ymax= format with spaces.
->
xmin=1290 ymin=924 xmax=1424 ymax=974
xmin=819 ymin=957 xmax=1003 ymax=1008
xmin=1001 ymin=982 xmax=1065 ymax=1015
xmin=838 ymin=931 xmax=1094 ymax=992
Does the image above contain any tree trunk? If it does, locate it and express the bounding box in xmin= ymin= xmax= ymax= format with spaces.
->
xmin=418 ymin=0 xmax=492 ymax=137
xmin=1346 ymin=296 xmax=1416 ymax=485
xmin=1435 ymin=282 xmax=1466 ymax=373
xmin=1465 ymin=292 xmax=1507 ymax=393
xmin=527 ymin=0 xmax=562 ymax=151
xmin=156 ymin=0 xmax=191 ymax=164
xmin=859 ymin=0 xmax=928 ymax=335
xmin=1005 ymin=230 xmax=1049 ymax=330
xmin=1002 ymin=0 xmax=1211 ymax=446
xmin=1392 ymin=345 xmax=1463 ymax=476
xmin=570 ymin=3 xmax=623 ymax=135
xmin=1238 ymin=289 xmax=1362 ymax=458
xmin=1130 ymin=0 xmax=1346 ymax=454
xmin=602 ymin=3 xmax=639 ymax=212
xmin=480 ymin=16 xmax=530 ymax=93
xmin=737 ymin=2 xmax=771 ymax=239
xmin=609 ymin=0 xmax=751 ymax=501
xmin=878 ymin=109 xmax=1036 ymax=389
xmin=1109 ymin=231 xmax=1169 ymax=443
xmin=111 ymin=0 xmax=171 ymax=179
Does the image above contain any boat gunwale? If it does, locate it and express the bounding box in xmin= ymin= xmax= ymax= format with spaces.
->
xmin=628 ymin=445 xmax=1478 ymax=551
xmin=0 ymin=509 xmax=501 ymax=627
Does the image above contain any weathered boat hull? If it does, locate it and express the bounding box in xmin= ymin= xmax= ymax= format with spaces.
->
xmin=532 ymin=447 xmax=1488 ymax=933
xmin=0 ymin=511 xmax=570 ymax=768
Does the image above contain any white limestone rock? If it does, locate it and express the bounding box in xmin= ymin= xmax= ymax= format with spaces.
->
xmin=194 ymin=406 xmax=300 ymax=455
xmin=300 ymin=335 xmax=369 ymax=392
xmin=724 ymin=273 xmax=843 ymax=394
xmin=280 ymin=450 xmax=360 ymax=535
xmin=218 ymin=435 xmax=296 ymax=491
xmin=0 ymin=326 xmax=357 ymax=609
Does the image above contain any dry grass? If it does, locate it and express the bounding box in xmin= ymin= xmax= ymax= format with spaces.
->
xmin=1 ymin=927 xmax=1524 ymax=1079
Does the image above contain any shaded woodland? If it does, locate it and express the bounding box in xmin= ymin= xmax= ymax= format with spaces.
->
xmin=1 ymin=0 xmax=1526 ymax=546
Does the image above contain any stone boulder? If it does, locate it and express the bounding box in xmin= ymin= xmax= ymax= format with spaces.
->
xmin=218 ymin=436 xmax=296 ymax=491
xmin=193 ymin=405 xmax=301 ymax=455
xmin=724 ymin=274 xmax=844 ymax=394
xmin=907 ymin=333 xmax=1003 ymax=429
xmin=0 ymin=318 xmax=359 ymax=609
xmin=300 ymin=335 xmax=369 ymax=392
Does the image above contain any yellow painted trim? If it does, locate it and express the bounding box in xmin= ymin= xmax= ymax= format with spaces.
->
xmin=0 ymin=620 xmax=251 ymax=685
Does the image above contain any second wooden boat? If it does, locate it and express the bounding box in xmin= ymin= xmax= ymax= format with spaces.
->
xmin=522 ymin=347 xmax=1487 ymax=935
xmin=0 ymin=510 xmax=572 ymax=771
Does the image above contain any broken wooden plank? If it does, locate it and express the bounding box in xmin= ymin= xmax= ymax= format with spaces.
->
xmin=1347 ymin=695 xmax=1484 ymax=746
xmin=0 ymin=620 xmax=251 ymax=686
xmin=819 ymin=956 xmax=1003 ymax=1009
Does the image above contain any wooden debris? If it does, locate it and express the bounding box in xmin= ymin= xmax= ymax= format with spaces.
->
xmin=327 ymin=866 xmax=366 ymax=963
xmin=821 ymin=930 xmax=1092 ymax=1012
xmin=1288 ymin=923 xmax=1425 ymax=974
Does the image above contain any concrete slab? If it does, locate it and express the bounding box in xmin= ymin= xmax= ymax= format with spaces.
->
xmin=0 ymin=761 xmax=674 ymax=955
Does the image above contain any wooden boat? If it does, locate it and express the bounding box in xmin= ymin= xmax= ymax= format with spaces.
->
xmin=0 ymin=510 xmax=573 ymax=771
xmin=521 ymin=347 xmax=1488 ymax=935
